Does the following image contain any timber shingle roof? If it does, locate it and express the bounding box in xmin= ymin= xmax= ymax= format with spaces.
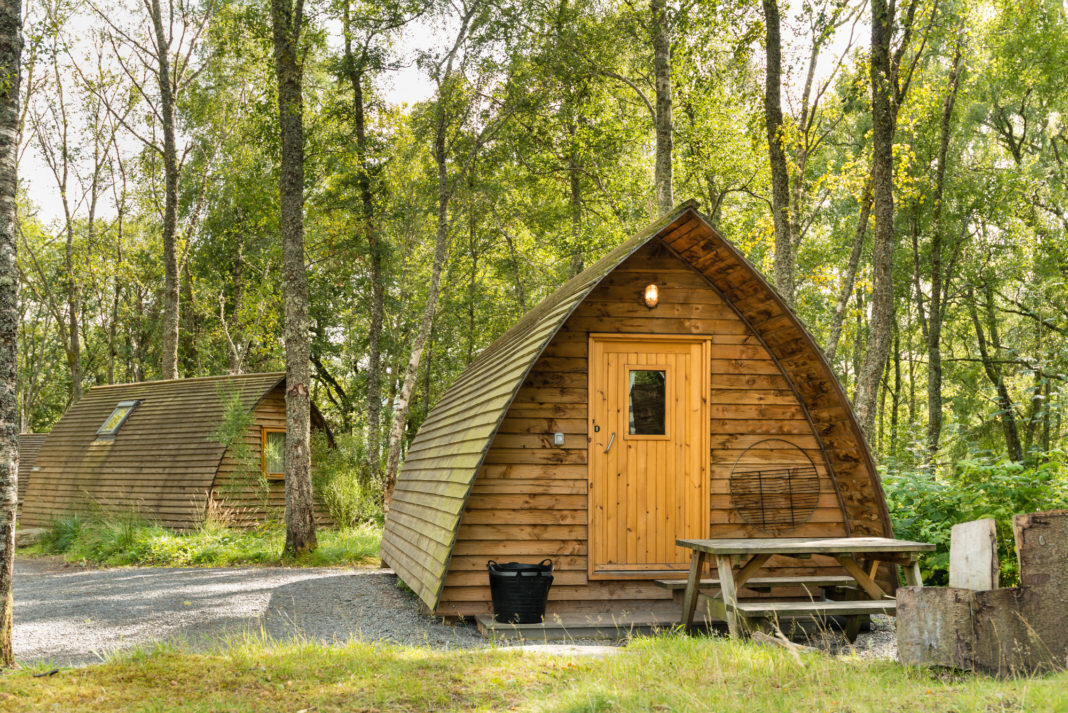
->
xmin=20 ymin=373 xmax=289 ymax=529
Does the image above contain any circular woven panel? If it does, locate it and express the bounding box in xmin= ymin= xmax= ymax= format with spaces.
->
xmin=729 ymin=439 xmax=820 ymax=534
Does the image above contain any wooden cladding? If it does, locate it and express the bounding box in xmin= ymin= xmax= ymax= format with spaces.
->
xmin=383 ymin=203 xmax=891 ymax=617
xmin=20 ymin=373 xmax=332 ymax=531
xmin=438 ymin=242 xmax=853 ymax=617
xmin=16 ymin=433 xmax=47 ymax=508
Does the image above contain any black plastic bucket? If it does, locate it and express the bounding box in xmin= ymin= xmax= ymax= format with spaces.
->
xmin=487 ymin=559 xmax=554 ymax=624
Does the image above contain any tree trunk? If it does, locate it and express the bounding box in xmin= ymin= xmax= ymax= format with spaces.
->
xmin=762 ymin=0 xmax=794 ymax=306
xmin=567 ymin=125 xmax=584 ymax=276
xmin=148 ymin=0 xmax=180 ymax=380
xmin=890 ymin=327 xmax=901 ymax=458
xmin=0 ymin=0 xmax=20 ymax=668
xmin=850 ymin=288 xmax=865 ymax=399
xmin=923 ymin=46 xmax=963 ymax=461
xmin=503 ymin=229 xmax=526 ymax=309
xmin=465 ymin=171 xmax=478 ymax=364
xmin=383 ymin=104 xmax=452 ymax=501
xmin=877 ymin=348 xmax=889 ymax=451
xmin=968 ymin=283 xmax=1024 ymax=462
xmin=62 ymin=194 xmax=81 ymax=401
xmin=853 ymin=0 xmax=897 ymax=438
xmin=224 ymin=238 xmax=244 ymax=375
xmin=271 ymin=0 xmax=316 ymax=556
xmin=382 ymin=4 xmax=480 ymax=501
xmin=651 ymin=0 xmax=672 ymax=215
xmin=825 ymin=184 xmax=872 ymax=362
xmin=342 ymin=3 xmax=384 ymax=475
xmin=179 ymin=261 xmax=198 ymax=374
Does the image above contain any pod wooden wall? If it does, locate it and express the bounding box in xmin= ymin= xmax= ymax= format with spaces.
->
xmin=436 ymin=243 xmax=850 ymax=618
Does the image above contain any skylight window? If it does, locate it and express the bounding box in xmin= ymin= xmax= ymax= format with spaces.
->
xmin=96 ymin=400 xmax=140 ymax=438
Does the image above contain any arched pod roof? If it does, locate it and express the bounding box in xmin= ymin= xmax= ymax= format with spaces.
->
xmin=20 ymin=372 xmax=332 ymax=530
xmin=381 ymin=202 xmax=892 ymax=611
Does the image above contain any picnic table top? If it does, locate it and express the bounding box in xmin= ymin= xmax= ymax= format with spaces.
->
xmin=676 ymin=536 xmax=937 ymax=556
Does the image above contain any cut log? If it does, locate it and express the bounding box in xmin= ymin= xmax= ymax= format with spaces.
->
xmin=1014 ymin=509 xmax=1068 ymax=594
xmin=896 ymin=586 xmax=975 ymax=670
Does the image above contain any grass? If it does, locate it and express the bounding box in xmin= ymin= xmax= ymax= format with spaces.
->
xmin=20 ymin=513 xmax=381 ymax=568
xmin=1 ymin=634 xmax=1065 ymax=712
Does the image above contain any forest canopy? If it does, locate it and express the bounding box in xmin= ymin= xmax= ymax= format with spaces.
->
xmin=15 ymin=0 xmax=1068 ymax=491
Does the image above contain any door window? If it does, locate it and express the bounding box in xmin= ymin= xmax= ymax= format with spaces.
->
xmin=628 ymin=369 xmax=666 ymax=435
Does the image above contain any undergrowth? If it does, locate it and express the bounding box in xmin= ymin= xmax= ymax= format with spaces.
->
xmin=21 ymin=513 xmax=381 ymax=568
xmin=884 ymin=454 xmax=1068 ymax=585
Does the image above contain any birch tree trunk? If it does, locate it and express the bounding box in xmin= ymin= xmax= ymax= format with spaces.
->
xmin=762 ymin=0 xmax=794 ymax=306
xmin=383 ymin=94 xmax=452 ymax=500
xmin=0 ymin=0 xmax=20 ymax=668
xmin=382 ymin=2 xmax=482 ymax=501
xmin=825 ymin=185 xmax=872 ymax=362
xmin=969 ymin=283 xmax=1024 ymax=461
xmin=923 ymin=45 xmax=963 ymax=460
xmin=271 ymin=0 xmax=316 ymax=556
xmin=567 ymin=122 xmax=584 ymax=275
xmin=341 ymin=3 xmax=385 ymax=474
xmin=147 ymin=0 xmax=181 ymax=380
xmin=651 ymin=0 xmax=672 ymax=215
xmin=853 ymin=0 xmax=897 ymax=437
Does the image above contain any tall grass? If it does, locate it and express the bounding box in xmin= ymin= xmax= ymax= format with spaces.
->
xmin=4 ymin=633 xmax=1066 ymax=712
xmin=26 ymin=512 xmax=381 ymax=568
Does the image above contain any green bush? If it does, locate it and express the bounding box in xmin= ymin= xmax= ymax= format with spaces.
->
xmin=40 ymin=513 xmax=88 ymax=552
xmin=212 ymin=384 xmax=271 ymax=515
xmin=312 ymin=431 xmax=383 ymax=527
xmin=884 ymin=454 xmax=1068 ymax=585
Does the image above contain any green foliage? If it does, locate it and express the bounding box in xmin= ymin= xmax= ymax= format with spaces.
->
xmin=213 ymin=384 xmax=272 ymax=514
xmin=311 ymin=431 xmax=383 ymax=527
xmin=26 ymin=513 xmax=381 ymax=568
xmin=15 ymin=0 xmax=1068 ymax=575
xmin=34 ymin=510 xmax=159 ymax=564
xmin=884 ymin=455 xmax=1068 ymax=585
xmin=38 ymin=513 xmax=88 ymax=553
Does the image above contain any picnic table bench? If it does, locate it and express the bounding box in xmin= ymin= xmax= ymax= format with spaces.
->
xmin=674 ymin=537 xmax=936 ymax=640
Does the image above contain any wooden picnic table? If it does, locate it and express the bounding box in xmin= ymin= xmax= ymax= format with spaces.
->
xmin=677 ymin=537 xmax=937 ymax=639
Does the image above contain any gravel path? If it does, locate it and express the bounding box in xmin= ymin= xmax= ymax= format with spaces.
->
xmin=13 ymin=557 xmax=897 ymax=667
xmin=13 ymin=557 xmax=484 ymax=666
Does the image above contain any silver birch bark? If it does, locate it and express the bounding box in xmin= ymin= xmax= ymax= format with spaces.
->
xmin=0 ymin=0 xmax=19 ymax=668
xmin=271 ymin=0 xmax=316 ymax=555
xmin=651 ymin=0 xmax=672 ymax=215
xmin=853 ymin=0 xmax=897 ymax=436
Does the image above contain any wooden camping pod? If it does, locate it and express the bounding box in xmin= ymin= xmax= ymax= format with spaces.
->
xmin=16 ymin=433 xmax=47 ymax=512
xmin=380 ymin=203 xmax=893 ymax=618
xmin=19 ymin=373 xmax=334 ymax=530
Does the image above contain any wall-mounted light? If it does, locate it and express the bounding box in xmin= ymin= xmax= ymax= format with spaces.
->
xmin=643 ymin=283 xmax=659 ymax=308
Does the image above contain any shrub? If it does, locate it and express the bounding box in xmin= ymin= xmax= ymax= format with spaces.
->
xmin=884 ymin=454 xmax=1068 ymax=585
xmin=40 ymin=513 xmax=87 ymax=552
xmin=212 ymin=384 xmax=270 ymax=516
xmin=312 ymin=432 xmax=383 ymax=527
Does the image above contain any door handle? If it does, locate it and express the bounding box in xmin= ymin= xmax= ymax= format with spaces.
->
xmin=603 ymin=432 xmax=615 ymax=453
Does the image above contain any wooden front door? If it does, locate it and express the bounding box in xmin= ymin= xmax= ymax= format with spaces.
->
xmin=588 ymin=335 xmax=710 ymax=578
